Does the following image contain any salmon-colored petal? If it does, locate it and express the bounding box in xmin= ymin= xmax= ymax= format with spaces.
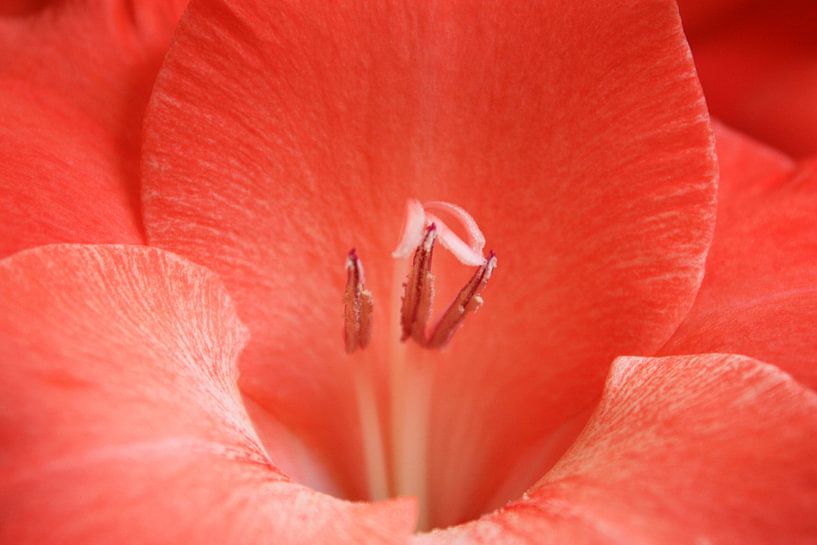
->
xmin=418 ymin=354 xmax=817 ymax=545
xmin=0 ymin=1 xmax=188 ymax=257
xmin=142 ymin=0 xmax=716 ymax=512
xmin=706 ymin=120 xmax=796 ymax=195
xmin=662 ymin=123 xmax=817 ymax=390
xmin=0 ymin=244 xmax=415 ymax=545
xmin=679 ymin=0 xmax=817 ymax=157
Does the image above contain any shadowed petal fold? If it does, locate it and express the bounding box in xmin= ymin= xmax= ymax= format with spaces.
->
xmin=679 ymin=0 xmax=817 ymax=157
xmin=417 ymin=354 xmax=817 ymax=544
xmin=0 ymin=1 xmax=188 ymax=257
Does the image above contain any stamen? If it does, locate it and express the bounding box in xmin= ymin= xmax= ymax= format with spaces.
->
xmin=344 ymin=249 xmax=374 ymax=353
xmin=427 ymin=251 xmax=497 ymax=348
xmin=400 ymin=225 xmax=437 ymax=344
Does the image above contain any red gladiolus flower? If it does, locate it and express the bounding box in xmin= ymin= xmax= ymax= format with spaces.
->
xmin=1 ymin=2 xmax=816 ymax=544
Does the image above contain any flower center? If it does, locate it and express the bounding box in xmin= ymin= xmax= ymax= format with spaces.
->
xmin=343 ymin=199 xmax=497 ymax=531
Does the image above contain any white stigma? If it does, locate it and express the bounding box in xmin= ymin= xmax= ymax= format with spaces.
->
xmin=391 ymin=198 xmax=487 ymax=266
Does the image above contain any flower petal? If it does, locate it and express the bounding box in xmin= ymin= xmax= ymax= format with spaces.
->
xmin=0 ymin=244 xmax=415 ymax=544
xmin=142 ymin=0 xmax=716 ymax=512
xmin=680 ymin=0 xmax=817 ymax=157
xmin=662 ymin=123 xmax=817 ymax=390
xmin=417 ymin=354 xmax=817 ymax=544
xmin=0 ymin=1 xmax=187 ymax=257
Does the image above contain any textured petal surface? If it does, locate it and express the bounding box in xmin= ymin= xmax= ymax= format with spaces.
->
xmin=0 ymin=245 xmax=415 ymax=545
xmin=142 ymin=0 xmax=716 ymax=516
xmin=679 ymin=0 xmax=817 ymax=157
xmin=417 ymin=354 xmax=817 ymax=545
xmin=662 ymin=123 xmax=817 ymax=390
xmin=0 ymin=1 xmax=187 ymax=257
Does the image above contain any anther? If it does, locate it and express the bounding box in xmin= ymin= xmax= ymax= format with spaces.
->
xmin=344 ymin=249 xmax=373 ymax=353
xmin=427 ymin=251 xmax=497 ymax=349
xmin=400 ymin=224 xmax=437 ymax=344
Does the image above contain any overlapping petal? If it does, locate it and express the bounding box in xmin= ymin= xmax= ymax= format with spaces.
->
xmin=0 ymin=1 xmax=187 ymax=257
xmin=0 ymin=244 xmax=415 ymax=545
xmin=417 ymin=354 xmax=817 ymax=544
xmin=679 ymin=0 xmax=817 ymax=157
xmin=662 ymin=123 xmax=817 ymax=390
xmin=142 ymin=0 xmax=717 ymax=516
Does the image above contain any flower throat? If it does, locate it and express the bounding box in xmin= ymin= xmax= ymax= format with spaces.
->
xmin=342 ymin=199 xmax=497 ymax=531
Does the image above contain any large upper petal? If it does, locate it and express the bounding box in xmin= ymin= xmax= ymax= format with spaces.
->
xmin=142 ymin=0 xmax=716 ymax=515
xmin=417 ymin=353 xmax=817 ymax=545
xmin=679 ymin=0 xmax=817 ymax=157
xmin=0 ymin=244 xmax=415 ymax=545
xmin=662 ymin=123 xmax=817 ymax=390
xmin=0 ymin=1 xmax=187 ymax=257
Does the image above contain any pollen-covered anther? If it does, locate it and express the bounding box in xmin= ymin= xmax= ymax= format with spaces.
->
xmin=400 ymin=224 xmax=437 ymax=344
xmin=427 ymin=251 xmax=497 ymax=349
xmin=344 ymin=249 xmax=373 ymax=354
